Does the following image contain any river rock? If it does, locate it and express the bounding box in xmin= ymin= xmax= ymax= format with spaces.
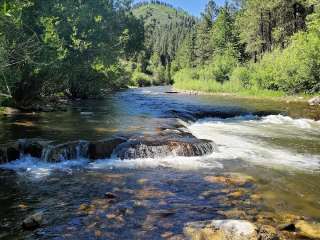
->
xmin=41 ymin=141 xmax=89 ymax=162
xmin=105 ymin=192 xmax=118 ymax=199
xmin=204 ymin=173 xmax=255 ymax=186
xmin=19 ymin=139 xmax=51 ymax=158
xmin=258 ymin=225 xmax=279 ymax=240
xmin=114 ymin=134 xmax=216 ymax=160
xmin=308 ymin=97 xmax=320 ymax=106
xmin=88 ymin=137 xmax=127 ymax=160
xmin=0 ymin=142 xmax=20 ymax=164
xmin=278 ymin=223 xmax=296 ymax=232
xmin=184 ymin=219 xmax=258 ymax=240
xmin=22 ymin=212 xmax=44 ymax=230
xmin=295 ymin=220 xmax=320 ymax=239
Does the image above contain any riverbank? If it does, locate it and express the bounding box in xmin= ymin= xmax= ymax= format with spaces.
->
xmin=173 ymin=86 xmax=318 ymax=105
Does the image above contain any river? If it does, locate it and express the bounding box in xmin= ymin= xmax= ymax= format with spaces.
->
xmin=0 ymin=86 xmax=320 ymax=239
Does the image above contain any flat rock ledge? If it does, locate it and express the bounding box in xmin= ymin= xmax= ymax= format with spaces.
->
xmin=0 ymin=129 xmax=216 ymax=164
xmin=184 ymin=219 xmax=258 ymax=240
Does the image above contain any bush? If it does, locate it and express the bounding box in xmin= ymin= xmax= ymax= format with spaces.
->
xmin=173 ymin=51 xmax=240 ymax=92
xmin=230 ymin=66 xmax=252 ymax=88
xmin=131 ymin=71 xmax=152 ymax=87
xmin=236 ymin=30 xmax=320 ymax=94
xmin=210 ymin=53 xmax=238 ymax=83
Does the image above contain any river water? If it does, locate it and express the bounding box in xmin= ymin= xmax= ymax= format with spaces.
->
xmin=0 ymin=86 xmax=320 ymax=239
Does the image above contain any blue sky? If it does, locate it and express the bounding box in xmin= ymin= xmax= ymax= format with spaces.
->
xmin=134 ymin=0 xmax=225 ymax=16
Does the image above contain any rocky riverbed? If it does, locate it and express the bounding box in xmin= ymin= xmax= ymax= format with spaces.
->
xmin=1 ymin=87 xmax=320 ymax=239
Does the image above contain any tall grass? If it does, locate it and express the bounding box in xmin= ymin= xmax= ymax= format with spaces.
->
xmin=173 ymin=67 xmax=285 ymax=97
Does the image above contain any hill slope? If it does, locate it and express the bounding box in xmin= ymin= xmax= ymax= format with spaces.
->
xmin=132 ymin=1 xmax=195 ymax=84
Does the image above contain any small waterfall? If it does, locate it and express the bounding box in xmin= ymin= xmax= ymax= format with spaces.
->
xmin=114 ymin=138 xmax=216 ymax=160
xmin=40 ymin=141 xmax=89 ymax=162
xmin=1 ymin=134 xmax=217 ymax=164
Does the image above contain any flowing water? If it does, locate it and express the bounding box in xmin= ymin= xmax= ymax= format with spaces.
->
xmin=1 ymin=86 xmax=320 ymax=239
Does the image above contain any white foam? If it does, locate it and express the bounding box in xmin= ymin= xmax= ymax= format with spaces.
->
xmin=89 ymin=155 xmax=223 ymax=171
xmin=261 ymin=115 xmax=320 ymax=129
xmin=1 ymin=115 xmax=319 ymax=175
xmin=0 ymin=155 xmax=89 ymax=178
xmin=188 ymin=115 xmax=320 ymax=171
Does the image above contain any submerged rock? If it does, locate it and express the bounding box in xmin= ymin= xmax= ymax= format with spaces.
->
xmin=184 ymin=219 xmax=258 ymax=240
xmin=204 ymin=173 xmax=255 ymax=186
xmin=105 ymin=192 xmax=118 ymax=199
xmin=295 ymin=220 xmax=320 ymax=239
xmin=22 ymin=212 xmax=44 ymax=230
xmin=258 ymin=225 xmax=279 ymax=240
xmin=278 ymin=223 xmax=296 ymax=232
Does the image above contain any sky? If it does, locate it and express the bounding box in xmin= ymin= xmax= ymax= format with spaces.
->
xmin=134 ymin=0 xmax=226 ymax=16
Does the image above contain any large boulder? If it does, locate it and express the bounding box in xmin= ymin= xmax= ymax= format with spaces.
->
xmin=184 ymin=220 xmax=258 ymax=240
xmin=88 ymin=137 xmax=127 ymax=160
xmin=114 ymin=135 xmax=216 ymax=160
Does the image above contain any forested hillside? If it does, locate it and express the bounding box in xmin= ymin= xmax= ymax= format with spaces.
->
xmin=173 ymin=0 xmax=320 ymax=96
xmin=0 ymin=0 xmax=319 ymax=110
xmin=131 ymin=1 xmax=195 ymax=86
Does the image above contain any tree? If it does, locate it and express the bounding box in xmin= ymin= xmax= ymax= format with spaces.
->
xmin=237 ymin=0 xmax=311 ymax=61
xmin=0 ymin=0 xmax=145 ymax=106
xmin=211 ymin=2 xmax=241 ymax=57
xmin=195 ymin=0 xmax=219 ymax=65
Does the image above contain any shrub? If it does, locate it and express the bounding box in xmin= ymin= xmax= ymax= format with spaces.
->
xmin=210 ymin=53 xmax=238 ymax=83
xmin=230 ymin=66 xmax=252 ymax=88
xmin=131 ymin=70 xmax=152 ymax=87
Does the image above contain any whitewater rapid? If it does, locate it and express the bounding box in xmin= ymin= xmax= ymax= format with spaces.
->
xmin=1 ymin=115 xmax=320 ymax=177
xmin=188 ymin=114 xmax=320 ymax=171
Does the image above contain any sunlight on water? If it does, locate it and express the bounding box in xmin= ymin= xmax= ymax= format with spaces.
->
xmin=0 ymin=156 xmax=89 ymax=178
xmin=89 ymin=155 xmax=223 ymax=171
xmin=188 ymin=115 xmax=320 ymax=171
xmin=2 ymin=115 xmax=320 ymax=178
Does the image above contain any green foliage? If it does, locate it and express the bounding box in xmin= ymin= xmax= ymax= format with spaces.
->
xmin=132 ymin=1 xmax=195 ymax=83
xmin=235 ymin=30 xmax=320 ymax=94
xmin=236 ymin=0 xmax=310 ymax=58
xmin=0 ymin=0 xmax=144 ymax=106
xmin=131 ymin=70 xmax=152 ymax=87
xmin=173 ymin=0 xmax=320 ymax=97
xmin=210 ymin=52 xmax=238 ymax=83
xmin=173 ymin=50 xmax=239 ymax=92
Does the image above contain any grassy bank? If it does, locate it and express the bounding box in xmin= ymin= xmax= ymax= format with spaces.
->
xmin=173 ymin=67 xmax=289 ymax=99
xmin=172 ymin=72 xmax=319 ymax=104
xmin=173 ymin=78 xmax=286 ymax=98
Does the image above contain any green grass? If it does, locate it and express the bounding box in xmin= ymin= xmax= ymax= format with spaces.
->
xmin=173 ymin=68 xmax=289 ymax=98
xmin=174 ymin=79 xmax=285 ymax=98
